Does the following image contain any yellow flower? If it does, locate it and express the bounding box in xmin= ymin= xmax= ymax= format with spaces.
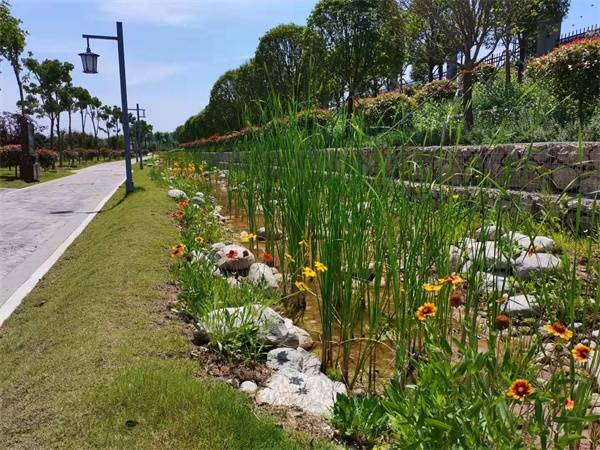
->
xmin=438 ymin=274 xmax=465 ymax=287
xmin=423 ymin=283 xmax=443 ymax=293
xmin=195 ymin=236 xmax=205 ymax=245
xmin=543 ymin=322 xmax=573 ymax=341
xmin=285 ymin=253 xmax=295 ymax=263
xmin=314 ymin=261 xmax=328 ymax=272
xmin=295 ymin=281 xmax=309 ymax=292
xmin=170 ymin=243 xmax=186 ymax=258
xmin=240 ymin=231 xmax=257 ymax=242
xmin=303 ymin=267 xmax=317 ymax=278
xmin=299 ymin=239 xmax=309 ymax=248
xmin=188 ymin=163 xmax=196 ymax=172
xmin=416 ymin=302 xmax=437 ymax=321
xmin=451 ymin=194 xmax=460 ymax=200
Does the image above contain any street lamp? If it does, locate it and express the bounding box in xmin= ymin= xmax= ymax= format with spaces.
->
xmin=128 ymin=104 xmax=146 ymax=170
xmin=79 ymin=21 xmax=134 ymax=194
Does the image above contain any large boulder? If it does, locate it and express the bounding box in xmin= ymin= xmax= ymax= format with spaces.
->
xmin=167 ymin=188 xmax=187 ymax=200
xmin=283 ymin=318 xmax=314 ymax=350
xmin=248 ymin=263 xmax=279 ymax=289
xmin=513 ymin=252 xmax=561 ymax=279
xmin=213 ymin=244 xmax=255 ymax=273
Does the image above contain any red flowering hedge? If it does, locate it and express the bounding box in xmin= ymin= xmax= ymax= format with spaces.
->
xmin=528 ymin=36 xmax=600 ymax=121
xmin=414 ymin=80 xmax=459 ymax=104
xmin=355 ymin=92 xmax=416 ymax=129
xmin=36 ymin=148 xmax=59 ymax=168
xmin=0 ymin=144 xmax=21 ymax=168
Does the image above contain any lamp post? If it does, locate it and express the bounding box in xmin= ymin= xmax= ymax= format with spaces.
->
xmin=128 ymin=104 xmax=146 ymax=170
xmin=79 ymin=21 xmax=134 ymax=194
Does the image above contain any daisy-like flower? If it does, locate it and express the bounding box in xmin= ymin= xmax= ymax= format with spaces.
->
xmin=177 ymin=200 xmax=189 ymax=207
xmin=423 ymin=283 xmax=443 ymax=293
xmin=507 ymin=379 xmax=534 ymax=401
xmin=303 ymin=267 xmax=317 ymax=279
xmin=416 ymin=302 xmax=437 ymax=321
xmin=295 ymin=281 xmax=309 ymax=292
xmin=174 ymin=210 xmax=185 ymax=219
xmin=285 ymin=253 xmax=295 ymax=263
xmin=299 ymin=239 xmax=309 ymax=248
xmin=188 ymin=163 xmax=196 ymax=172
xmin=543 ymin=322 xmax=573 ymax=341
xmin=314 ymin=261 xmax=328 ymax=273
xmin=195 ymin=236 xmax=205 ymax=245
xmin=565 ymin=399 xmax=575 ymax=411
xmin=438 ymin=274 xmax=465 ymax=287
xmin=226 ymin=250 xmax=239 ymax=259
xmin=572 ymin=343 xmax=593 ymax=363
xmin=171 ymin=243 xmax=186 ymax=258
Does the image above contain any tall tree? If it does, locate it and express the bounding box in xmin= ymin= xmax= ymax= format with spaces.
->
xmin=71 ymin=86 xmax=92 ymax=145
xmin=307 ymin=0 xmax=401 ymax=113
xmin=0 ymin=2 xmax=27 ymax=112
xmin=23 ymin=58 xmax=73 ymax=163
xmin=87 ymin=96 xmax=102 ymax=147
xmin=443 ymin=0 xmax=499 ymax=127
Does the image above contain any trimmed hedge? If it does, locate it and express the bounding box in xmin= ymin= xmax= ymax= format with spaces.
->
xmin=355 ymin=92 xmax=416 ymax=129
xmin=414 ymin=80 xmax=459 ymax=104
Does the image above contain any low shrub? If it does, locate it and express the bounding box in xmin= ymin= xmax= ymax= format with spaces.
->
xmin=414 ymin=80 xmax=459 ymax=104
xmin=0 ymin=144 xmax=21 ymax=169
xmin=354 ymin=91 xmax=416 ymax=130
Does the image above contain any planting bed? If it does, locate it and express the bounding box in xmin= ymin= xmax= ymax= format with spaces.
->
xmin=157 ymin=137 xmax=600 ymax=449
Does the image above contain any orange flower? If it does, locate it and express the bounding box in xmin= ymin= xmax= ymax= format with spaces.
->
xmin=438 ymin=274 xmax=465 ymax=287
xmin=572 ymin=343 xmax=593 ymax=363
xmin=416 ymin=302 xmax=437 ymax=321
xmin=177 ymin=200 xmax=189 ymax=207
xmin=507 ymin=379 xmax=534 ymax=401
xmin=543 ymin=322 xmax=573 ymax=340
xmin=174 ymin=210 xmax=185 ymax=219
xmin=495 ymin=314 xmax=510 ymax=330
xmin=565 ymin=399 xmax=575 ymax=411
xmin=170 ymin=243 xmax=186 ymax=258
xmin=263 ymin=250 xmax=274 ymax=266
xmin=194 ymin=236 xmax=205 ymax=245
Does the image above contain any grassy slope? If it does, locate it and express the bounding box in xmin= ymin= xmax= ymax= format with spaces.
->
xmin=0 ymin=168 xmax=323 ymax=449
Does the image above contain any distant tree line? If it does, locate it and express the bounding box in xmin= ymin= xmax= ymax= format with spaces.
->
xmin=175 ymin=0 xmax=570 ymax=142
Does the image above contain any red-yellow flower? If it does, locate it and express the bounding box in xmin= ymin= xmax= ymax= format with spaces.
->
xmin=170 ymin=243 xmax=186 ymax=258
xmin=177 ymin=200 xmax=189 ymax=207
xmin=438 ymin=274 xmax=465 ymax=287
xmin=507 ymin=379 xmax=534 ymax=401
xmin=295 ymin=281 xmax=309 ymax=292
xmin=565 ymin=399 xmax=575 ymax=411
xmin=423 ymin=283 xmax=443 ymax=293
xmin=572 ymin=343 xmax=593 ymax=363
xmin=195 ymin=236 xmax=205 ymax=245
xmin=416 ymin=302 xmax=437 ymax=321
xmin=174 ymin=210 xmax=185 ymax=219
xmin=543 ymin=322 xmax=573 ymax=340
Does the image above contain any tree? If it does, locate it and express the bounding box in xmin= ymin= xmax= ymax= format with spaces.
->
xmin=23 ymin=58 xmax=73 ymax=164
xmin=71 ymin=86 xmax=92 ymax=145
xmin=442 ymin=0 xmax=500 ymax=127
xmin=307 ymin=0 xmax=402 ymax=114
xmin=0 ymin=2 xmax=27 ymax=112
xmin=87 ymin=96 xmax=102 ymax=147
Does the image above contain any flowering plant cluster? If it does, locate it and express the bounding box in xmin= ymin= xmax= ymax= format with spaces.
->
xmin=180 ymin=125 xmax=260 ymax=150
xmin=354 ymin=91 xmax=416 ymax=129
xmin=414 ymin=79 xmax=459 ymax=104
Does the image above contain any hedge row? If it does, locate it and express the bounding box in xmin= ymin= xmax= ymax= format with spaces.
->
xmin=0 ymin=145 xmax=131 ymax=170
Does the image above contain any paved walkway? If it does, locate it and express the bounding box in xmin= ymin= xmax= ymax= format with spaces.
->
xmin=0 ymin=161 xmax=126 ymax=325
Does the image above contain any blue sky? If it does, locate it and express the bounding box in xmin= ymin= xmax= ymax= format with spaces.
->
xmin=0 ymin=0 xmax=597 ymax=133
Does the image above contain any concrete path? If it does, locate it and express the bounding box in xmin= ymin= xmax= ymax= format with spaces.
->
xmin=0 ymin=161 xmax=126 ymax=325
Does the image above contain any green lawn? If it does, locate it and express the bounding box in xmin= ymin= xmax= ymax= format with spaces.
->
xmin=0 ymin=160 xmax=116 ymax=188
xmin=0 ymin=168 xmax=327 ymax=449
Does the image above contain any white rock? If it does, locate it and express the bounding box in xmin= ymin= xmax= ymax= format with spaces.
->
xmin=468 ymin=241 xmax=514 ymax=270
xmin=503 ymin=294 xmax=538 ymax=316
xmin=226 ymin=277 xmax=240 ymax=288
xmin=239 ymin=380 xmax=258 ymax=394
xmin=504 ymin=232 xmax=556 ymax=253
xmin=248 ymin=263 xmax=279 ymax=289
xmin=167 ymin=188 xmax=187 ymax=199
xmin=266 ymin=347 xmax=321 ymax=376
xmin=256 ymin=369 xmax=346 ymax=417
xmin=283 ymin=319 xmax=314 ymax=350
xmin=475 ymin=225 xmax=501 ymax=241
xmin=513 ymin=252 xmax=561 ymax=279
xmin=213 ymin=244 xmax=255 ymax=273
